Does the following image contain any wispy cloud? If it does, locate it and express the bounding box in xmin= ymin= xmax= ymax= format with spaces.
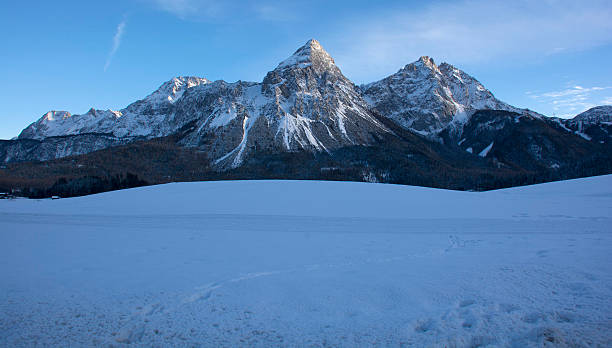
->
xmin=146 ymin=0 xmax=227 ymax=20
xmin=104 ymin=17 xmax=127 ymax=72
xmin=144 ymin=0 xmax=297 ymax=22
xmin=151 ymin=0 xmax=196 ymax=17
xmin=252 ymin=3 xmax=296 ymax=21
xmin=528 ymin=86 xmax=612 ymax=117
xmin=332 ymin=0 xmax=612 ymax=83
xmin=536 ymin=86 xmax=608 ymax=99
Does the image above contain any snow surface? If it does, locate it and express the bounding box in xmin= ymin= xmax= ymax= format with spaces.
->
xmin=1 ymin=176 xmax=611 ymax=347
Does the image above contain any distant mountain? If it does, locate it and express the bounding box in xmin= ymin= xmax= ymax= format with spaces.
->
xmin=18 ymin=76 xmax=210 ymax=140
xmin=439 ymin=110 xmax=607 ymax=172
xmin=553 ymin=105 xmax=612 ymax=144
xmin=572 ymin=105 xmax=612 ymax=124
xmin=1 ymin=39 xmax=610 ymax=196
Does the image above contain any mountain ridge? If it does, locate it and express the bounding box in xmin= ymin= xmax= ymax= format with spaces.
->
xmin=13 ymin=40 xmax=607 ymax=150
xmin=1 ymin=39 xmax=610 ymax=196
xmin=360 ymin=55 xmax=545 ymax=138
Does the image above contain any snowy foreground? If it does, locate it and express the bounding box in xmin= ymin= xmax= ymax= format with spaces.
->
xmin=1 ymin=177 xmax=611 ymax=347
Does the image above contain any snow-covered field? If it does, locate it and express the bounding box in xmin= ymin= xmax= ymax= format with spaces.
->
xmin=1 ymin=176 xmax=611 ymax=347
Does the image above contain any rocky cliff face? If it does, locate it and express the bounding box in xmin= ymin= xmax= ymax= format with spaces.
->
xmin=18 ymin=76 xmax=210 ymax=140
xmin=361 ymin=56 xmax=539 ymax=136
xmin=172 ymin=39 xmax=390 ymax=168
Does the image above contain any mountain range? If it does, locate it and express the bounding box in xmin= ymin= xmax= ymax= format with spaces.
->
xmin=1 ymin=39 xmax=611 ymax=197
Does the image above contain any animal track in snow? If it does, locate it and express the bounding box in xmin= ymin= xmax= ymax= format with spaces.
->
xmin=409 ymin=297 xmax=584 ymax=347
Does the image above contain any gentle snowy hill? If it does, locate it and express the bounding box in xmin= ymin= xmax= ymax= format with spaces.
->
xmin=2 ymin=176 xmax=611 ymax=219
xmin=1 ymin=176 xmax=611 ymax=346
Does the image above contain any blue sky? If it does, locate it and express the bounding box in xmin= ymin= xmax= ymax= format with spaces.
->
xmin=1 ymin=0 xmax=611 ymax=139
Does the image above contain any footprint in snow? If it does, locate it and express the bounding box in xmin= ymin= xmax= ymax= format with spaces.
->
xmin=413 ymin=318 xmax=437 ymax=333
xmin=459 ymin=299 xmax=476 ymax=308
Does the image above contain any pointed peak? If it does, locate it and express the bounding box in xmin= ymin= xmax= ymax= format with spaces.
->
xmin=400 ymin=56 xmax=439 ymax=74
xmin=295 ymin=38 xmax=325 ymax=54
xmin=418 ymin=56 xmax=435 ymax=65
xmin=305 ymin=38 xmax=323 ymax=50
xmin=276 ymin=39 xmax=336 ymax=71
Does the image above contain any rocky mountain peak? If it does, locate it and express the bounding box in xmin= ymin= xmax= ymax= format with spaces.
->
xmin=148 ymin=76 xmax=210 ymax=104
xmin=417 ymin=56 xmax=436 ymax=67
xmin=273 ymin=39 xmax=338 ymax=74
xmin=173 ymin=39 xmax=390 ymax=168
xmin=123 ymin=76 xmax=209 ymax=115
xmin=43 ymin=111 xmax=72 ymax=121
xmin=261 ymin=39 xmax=353 ymax=103
xmin=362 ymin=56 xmax=521 ymax=134
xmin=400 ymin=56 xmax=439 ymax=74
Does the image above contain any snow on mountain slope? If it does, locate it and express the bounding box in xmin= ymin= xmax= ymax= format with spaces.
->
xmin=10 ymin=41 xmax=608 ymax=169
xmin=18 ymin=76 xmax=210 ymax=140
xmin=14 ymin=41 xmax=390 ymax=167
xmin=361 ymin=56 xmax=539 ymax=135
xmin=1 ymin=176 xmax=611 ymax=346
xmin=260 ymin=39 xmax=389 ymax=149
xmin=172 ymin=39 xmax=391 ymax=167
xmin=549 ymin=106 xmax=612 ymax=143
xmin=571 ymin=105 xmax=612 ymax=124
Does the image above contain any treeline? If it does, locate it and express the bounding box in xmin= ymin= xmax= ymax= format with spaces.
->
xmin=1 ymin=129 xmax=610 ymax=198
xmin=19 ymin=173 xmax=148 ymax=198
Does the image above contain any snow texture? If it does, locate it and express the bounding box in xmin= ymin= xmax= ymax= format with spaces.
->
xmin=1 ymin=176 xmax=611 ymax=347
